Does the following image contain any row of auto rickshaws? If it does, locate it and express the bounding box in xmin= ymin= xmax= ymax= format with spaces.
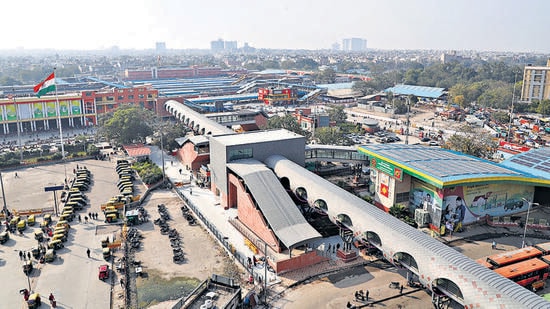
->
xmin=116 ymin=160 xmax=134 ymax=198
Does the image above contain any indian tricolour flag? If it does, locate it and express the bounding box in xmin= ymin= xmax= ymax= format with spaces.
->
xmin=34 ymin=72 xmax=56 ymax=98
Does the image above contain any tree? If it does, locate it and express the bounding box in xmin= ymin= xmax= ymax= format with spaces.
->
xmin=315 ymin=67 xmax=336 ymax=84
xmin=352 ymin=80 xmax=375 ymax=96
xmin=536 ymin=99 xmax=550 ymax=116
xmin=262 ymin=114 xmax=308 ymax=137
xmin=328 ymin=105 xmax=347 ymax=124
xmin=314 ymin=127 xmax=351 ymax=145
xmin=443 ymin=125 xmax=498 ymax=159
xmin=98 ymin=106 xmax=154 ymax=144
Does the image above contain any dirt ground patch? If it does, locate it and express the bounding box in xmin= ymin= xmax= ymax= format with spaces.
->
xmin=119 ymin=190 xmax=241 ymax=308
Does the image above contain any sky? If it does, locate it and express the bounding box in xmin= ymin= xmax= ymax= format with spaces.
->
xmin=1 ymin=0 xmax=549 ymax=52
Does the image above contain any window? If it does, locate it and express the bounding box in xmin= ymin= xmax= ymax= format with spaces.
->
xmin=85 ymin=92 xmax=92 ymax=96
xmin=138 ymin=94 xmax=145 ymax=99
xmin=128 ymin=95 xmax=134 ymax=99
xmin=229 ymin=148 xmax=252 ymax=161
xmin=118 ymin=96 xmax=124 ymax=100
xmin=395 ymin=192 xmax=409 ymax=203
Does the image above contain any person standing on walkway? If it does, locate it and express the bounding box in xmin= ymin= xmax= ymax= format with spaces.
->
xmin=365 ymin=290 xmax=369 ymax=301
xmin=86 ymin=248 xmax=91 ymax=258
xmin=120 ymin=278 xmax=125 ymax=288
xmin=492 ymin=240 xmax=497 ymax=250
xmin=400 ymin=285 xmax=404 ymax=294
xmin=19 ymin=250 xmax=23 ymax=260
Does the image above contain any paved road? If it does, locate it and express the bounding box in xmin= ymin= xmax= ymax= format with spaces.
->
xmin=1 ymin=159 xmax=120 ymax=308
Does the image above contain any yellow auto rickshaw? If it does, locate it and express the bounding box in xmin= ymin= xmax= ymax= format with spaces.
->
xmin=31 ymin=247 xmax=40 ymax=259
xmin=53 ymin=227 xmax=67 ymax=236
xmin=17 ymin=219 xmax=27 ymax=232
xmin=52 ymin=232 xmax=67 ymax=242
xmin=105 ymin=209 xmax=119 ymax=219
xmin=44 ymin=249 xmax=56 ymax=262
xmin=102 ymin=247 xmax=111 ymax=260
xmin=34 ymin=230 xmax=44 ymax=242
xmin=60 ymin=213 xmax=73 ymax=222
xmin=27 ymin=215 xmax=35 ymax=226
xmin=44 ymin=214 xmax=52 ymax=224
xmin=62 ymin=206 xmax=73 ymax=213
xmin=9 ymin=216 xmax=19 ymax=229
xmin=48 ymin=239 xmax=64 ymax=250
xmin=56 ymin=221 xmax=70 ymax=231
xmin=27 ymin=292 xmax=41 ymax=309
xmin=105 ymin=213 xmax=118 ymax=223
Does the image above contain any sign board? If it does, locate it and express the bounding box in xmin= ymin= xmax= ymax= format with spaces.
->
xmin=44 ymin=185 xmax=65 ymax=192
xmin=370 ymin=157 xmax=403 ymax=181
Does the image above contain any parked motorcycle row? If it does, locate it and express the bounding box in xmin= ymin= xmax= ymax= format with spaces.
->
xmin=126 ymin=227 xmax=143 ymax=251
xmin=180 ymin=205 xmax=197 ymax=226
xmin=154 ymin=204 xmax=185 ymax=263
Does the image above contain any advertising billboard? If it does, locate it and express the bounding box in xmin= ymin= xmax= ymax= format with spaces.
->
xmin=410 ymin=179 xmax=443 ymax=231
xmin=33 ymin=103 xmax=44 ymax=118
xmin=442 ymin=183 xmax=535 ymax=226
xmin=5 ymin=104 xmax=17 ymax=121
xmin=71 ymin=100 xmax=81 ymax=115
xmin=46 ymin=102 xmax=57 ymax=117
xmin=59 ymin=100 xmax=69 ymax=116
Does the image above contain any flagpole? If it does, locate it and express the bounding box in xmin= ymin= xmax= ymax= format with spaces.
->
xmin=53 ymin=68 xmax=67 ymax=183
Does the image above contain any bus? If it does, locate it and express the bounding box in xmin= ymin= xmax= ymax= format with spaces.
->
xmin=494 ymin=258 xmax=549 ymax=291
xmin=486 ymin=246 xmax=543 ymax=268
xmin=534 ymin=242 xmax=550 ymax=255
xmin=475 ymin=258 xmax=494 ymax=270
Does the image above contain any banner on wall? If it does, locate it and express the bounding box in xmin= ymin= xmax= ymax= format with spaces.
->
xmin=5 ymin=104 xmax=17 ymax=121
xmin=410 ymin=180 xmax=443 ymax=230
xmin=370 ymin=157 xmax=403 ymax=181
xmin=71 ymin=100 xmax=81 ymax=115
xmin=46 ymin=102 xmax=57 ymax=117
xmin=442 ymin=183 xmax=535 ymax=226
xmin=59 ymin=100 xmax=69 ymax=116
xmin=0 ymin=106 xmax=3 ymax=121
xmin=33 ymin=103 xmax=44 ymax=118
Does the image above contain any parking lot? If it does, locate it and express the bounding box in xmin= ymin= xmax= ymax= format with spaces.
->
xmin=1 ymin=159 xmax=120 ymax=308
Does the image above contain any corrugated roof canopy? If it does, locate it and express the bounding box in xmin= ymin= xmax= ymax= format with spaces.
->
xmin=385 ymin=84 xmax=446 ymax=99
xmin=227 ymin=159 xmax=322 ymax=248
xmin=500 ymin=148 xmax=550 ymax=179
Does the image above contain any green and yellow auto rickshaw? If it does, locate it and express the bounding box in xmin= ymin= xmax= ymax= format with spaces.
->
xmin=0 ymin=231 xmax=9 ymax=244
xmin=47 ymin=239 xmax=64 ymax=251
xmin=17 ymin=219 xmax=27 ymax=232
xmin=27 ymin=215 xmax=36 ymax=226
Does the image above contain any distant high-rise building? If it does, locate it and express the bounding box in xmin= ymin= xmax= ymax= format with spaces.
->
xmin=224 ymin=41 xmax=237 ymax=51
xmin=211 ymin=39 xmax=225 ymax=53
xmin=520 ymin=59 xmax=550 ymax=103
xmin=156 ymin=42 xmax=166 ymax=52
xmin=342 ymin=38 xmax=367 ymax=51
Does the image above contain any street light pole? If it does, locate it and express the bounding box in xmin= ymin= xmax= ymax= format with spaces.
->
xmin=0 ymin=172 xmax=7 ymax=212
xmin=521 ymin=198 xmax=539 ymax=248
xmin=405 ymin=96 xmax=411 ymax=145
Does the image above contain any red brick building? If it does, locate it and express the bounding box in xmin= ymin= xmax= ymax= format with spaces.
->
xmin=82 ymin=85 xmax=158 ymax=115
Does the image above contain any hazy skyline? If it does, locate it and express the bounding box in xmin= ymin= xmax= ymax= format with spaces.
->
xmin=2 ymin=0 xmax=549 ymax=52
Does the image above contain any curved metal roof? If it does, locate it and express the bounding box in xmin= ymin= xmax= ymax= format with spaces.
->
xmin=264 ymin=154 xmax=550 ymax=308
xmin=358 ymin=144 xmax=550 ymax=188
xmin=164 ymin=100 xmax=234 ymax=136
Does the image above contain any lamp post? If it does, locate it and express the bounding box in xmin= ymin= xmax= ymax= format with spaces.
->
xmin=521 ymin=198 xmax=539 ymax=248
xmin=405 ymin=96 xmax=411 ymax=145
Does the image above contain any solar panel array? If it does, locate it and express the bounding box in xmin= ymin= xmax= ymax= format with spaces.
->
xmin=508 ymin=148 xmax=550 ymax=174
xmin=371 ymin=144 xmax=522 ymax=180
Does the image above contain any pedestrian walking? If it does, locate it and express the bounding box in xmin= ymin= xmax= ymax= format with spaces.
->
xmin=400 ymin=285 xmax=404 ymax=294
xmin=14 ymin=172 xmax=18 ymax=178
xmin=492 ymin=240 xmax=497 ymax=250
xmin=85 ymin=216 xmax=88 ymax=223
xmin=365 ymin=290 xmax=369 ymax=301
xmin=190 ymin=188 xmax=193 ymax=195
xmin=120 ymin=278 xmax=125 ymax=287
xmin=19 ymin=250 xmax=23 ymax=260
xmin=78 ymin=215 xmax=82 ymax=222
xmin=95 ymin=213 xmax=98 ymax=220
xmin=23 ymin=251 xmax=26 ymax=261
xmin=88 ymin=212 xmax=92 ymax=219
xmin=27 ymin=252 xmax=31 ymax=260
xmin=86 ymin=248 xmax=90 ymax=258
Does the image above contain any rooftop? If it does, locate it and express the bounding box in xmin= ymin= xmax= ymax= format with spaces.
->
xmin=211 ymin=129 xmax=303 ymax=147
xmin=500 ymin=147 xmax=550 ymax=179
xmin=358 ymin=144 xmax=550 ymax=188
xmin=384 ymin=84 xmax=446 ymax=99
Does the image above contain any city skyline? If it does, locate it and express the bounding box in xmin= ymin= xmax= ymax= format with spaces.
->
xmin=2 ymin=0 xmax=550 ymax=53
